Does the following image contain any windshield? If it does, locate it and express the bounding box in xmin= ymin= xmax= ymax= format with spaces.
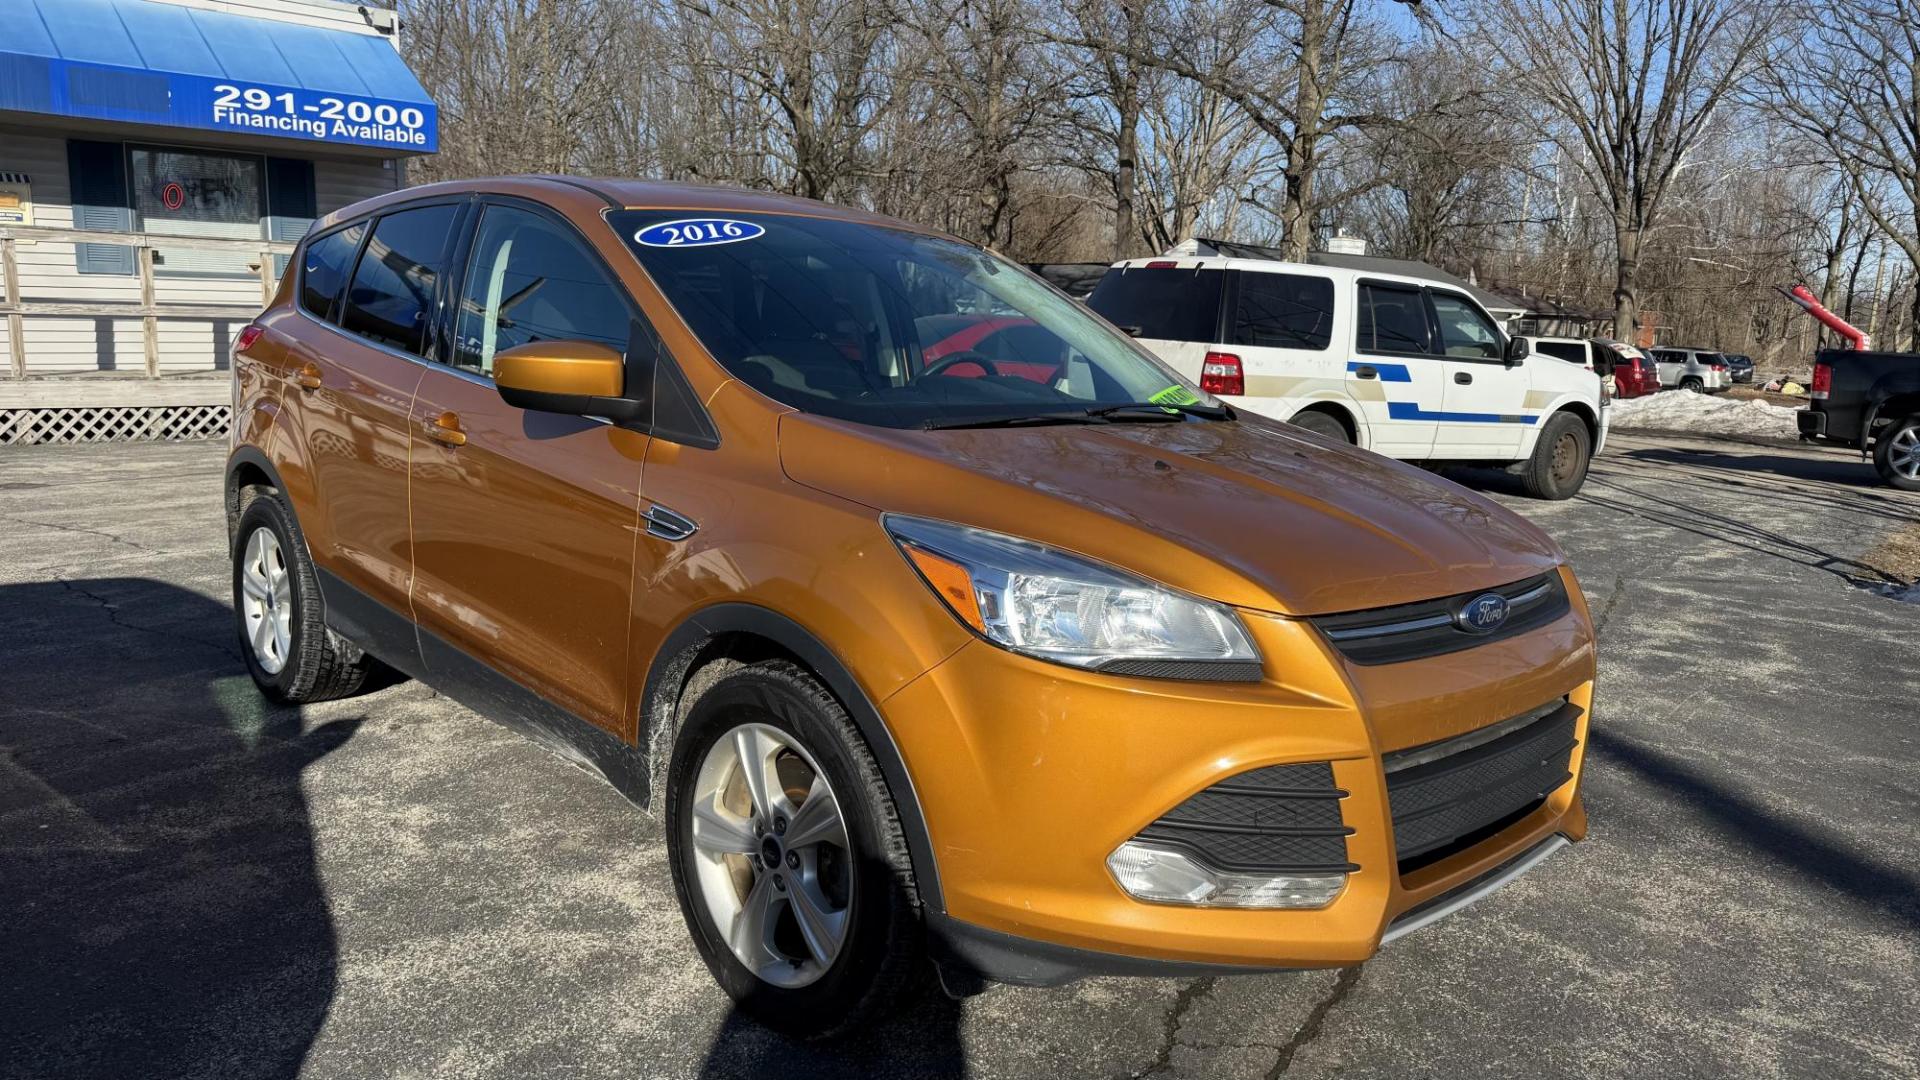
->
xmin=611 ymin=210 xmax=1213 ymax=429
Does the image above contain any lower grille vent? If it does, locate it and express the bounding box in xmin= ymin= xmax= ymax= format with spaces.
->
xmin=1385 ymin=700 xmax=1580 ymax=873
xmin=1134 ymin=761 xmax=1355 ymax=874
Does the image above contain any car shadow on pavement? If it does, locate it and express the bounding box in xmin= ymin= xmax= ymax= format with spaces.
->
xmin=0 ymin=578 xmax=354 ymax=1080
xmin=699 ymin=986 xmax=968 ymax=1079
xmin=1590 ymin=728 xmax=1920 ymax=934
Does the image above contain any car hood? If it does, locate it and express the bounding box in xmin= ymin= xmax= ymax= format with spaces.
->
xmin=778 ymin=413 xmax=1565 ymax=616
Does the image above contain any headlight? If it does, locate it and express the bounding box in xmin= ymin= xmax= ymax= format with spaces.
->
xmin=884 ymin=515 xmax=1259 ymax=674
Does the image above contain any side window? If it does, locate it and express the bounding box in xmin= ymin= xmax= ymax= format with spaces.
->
xmin=451 ymin=205 xmax=632 ymax=376
xmin=299 ymin=222 xmax=364 ymax=322
xmin=340 ymin=204 xmax=461 ymax=357
xmin=1356 ymin=283 xmax=1430 ymax=354
xmin=1536 ymin=340 xmax=1586 ymax=365
xmin=1233 ymin=272 xmax=1334 ymax=351
xmin=1429 ymin=292 xmax=1503 ymax=360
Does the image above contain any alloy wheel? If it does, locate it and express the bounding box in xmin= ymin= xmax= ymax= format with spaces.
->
xmin=688 ymin=722 xmax=852 ymax=988
xmin=239 ymin=526 xmax=293 ymax=674
xmin=1890 ymin=426 xmax=1920 ymax=481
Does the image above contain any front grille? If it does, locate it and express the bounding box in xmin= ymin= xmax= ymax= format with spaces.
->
xmin=1311 ymin=571 xmax=1570 ymax=665
xmin=1133 ymin=762 xmax=1356 ymax=874
xmin=1384 ymin=700 xmax=1580 ymax=874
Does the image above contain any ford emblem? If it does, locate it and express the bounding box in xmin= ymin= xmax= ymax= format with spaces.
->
xmin=1456 ymin=592 xmax=1510 ymax=634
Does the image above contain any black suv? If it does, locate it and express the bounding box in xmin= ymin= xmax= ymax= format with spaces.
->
xmin=1799 ymin=349 xmax=1920 ymax=489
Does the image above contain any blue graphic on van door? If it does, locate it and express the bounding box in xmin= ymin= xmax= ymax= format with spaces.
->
xmin=634 ymin=219 xmax=765 ymax=248
xmin=1347 ymin=361 xmax=1538 ymax=424
xmin=1346 ymin=361 xmax=1411 ymax=382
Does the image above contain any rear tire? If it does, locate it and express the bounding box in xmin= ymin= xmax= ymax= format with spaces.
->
xmin=1521 ymin=412 xmax=1591 ymax=500
xmin=1681 ymin=377 xmax=1704 ymax=393
xmin=1872 ymin=415 xmax=1920 ymax=491
xmin=666 ymin=660 xmax=926 ymax=1039
xmin=1289 ymin=408 xmax=1352 ymax=443
xmin=231 ymin=487 xmax=380 ymax=703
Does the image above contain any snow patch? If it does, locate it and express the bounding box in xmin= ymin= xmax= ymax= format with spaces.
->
xmin=1609 ymin=392 xmax=1802 ymax=439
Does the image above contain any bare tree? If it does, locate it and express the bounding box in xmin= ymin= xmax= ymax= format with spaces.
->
xmin=1467 ymin=0 xmax=1774 ymax=339
xmin=1756 ymin=0 xmax=1920 ymax=340
xmin=667 ymin=0 xmax=897 ymax=200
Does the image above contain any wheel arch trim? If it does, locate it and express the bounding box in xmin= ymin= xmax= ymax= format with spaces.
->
xmin=638 ymin=601 xmax=946 ymax=913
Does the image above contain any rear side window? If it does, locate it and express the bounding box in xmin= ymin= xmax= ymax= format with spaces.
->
xmin=1232 ymin=272 xmax=1334 ymax=351
xmin=1536 ymin=340 xmax=1587 ymax=365
xmin=340 ymin=204 xmax=461 ymax=357
xmin=299 ymin=222 xmax=364 ymax=321
xmin=1085 ymin=267 xmax=1224 ymax=343
xmin=1356 ymin=283 xmax=1429 ymax=354
xmin=451 ymin=205 xmax=632 ymax=376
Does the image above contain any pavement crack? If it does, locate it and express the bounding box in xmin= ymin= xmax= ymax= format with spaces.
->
xmin=1591 ymin=574 xmax=1627 ymax=640
xmin=1126 ymin=975 xmax=1217 ymax=1078
xmin=1265 ymin=965 xmax=1362 ymax=1078
xmin=0 ymin=513 xmax=160 ymax=555
xmin=56 ymin=577 xmax=245 ymax=666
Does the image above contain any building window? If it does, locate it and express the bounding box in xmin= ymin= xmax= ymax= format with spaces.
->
xmin=129 ymin=146 xmax=265 ymax=278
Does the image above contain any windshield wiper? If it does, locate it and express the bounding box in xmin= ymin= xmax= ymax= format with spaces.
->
xmin=922 ymin=411 xmax=1109 ymax=430
xmin=1085 ymin=402 xmax=1234 ymax=421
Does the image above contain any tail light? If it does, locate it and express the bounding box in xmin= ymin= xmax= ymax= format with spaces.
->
xmin=1200 ymin=351 xmax=1244 ymax=396
xmin=1711 ymin=363 xmax=1727 ymax=372
xmin=1145 ymin=260 xmax=1179 ymax=269
xmin=1810 ymin=361 xmax=1832 ymax=400
xmin=232 ymin=324 xmax=265 ymax=360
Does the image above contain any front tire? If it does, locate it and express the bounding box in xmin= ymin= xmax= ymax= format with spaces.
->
xmin=231 ymin=488 xmax=379 ymax=703
xmin=1521 ymin=412 xmax=1591 ymax=499
xmin=1872 ymin=415 xmax=1920 ymax=491
xmin=666 ymin=660 xmax=926 ymax=1038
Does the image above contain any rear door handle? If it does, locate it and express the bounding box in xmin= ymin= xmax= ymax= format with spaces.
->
xmin=1354 ymin=365 xmax=1378 ymax=380
xmin=425 ymin=410 xmax=467 ymax=447
xmin=293 ymin=362 xmax=323 ymax=391
xmin=1454 ymin=371 xmax=1473 ymax=384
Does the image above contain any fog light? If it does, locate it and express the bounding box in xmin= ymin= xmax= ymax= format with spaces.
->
xmin=1106 ymin=841 xmax=1346 ymax=909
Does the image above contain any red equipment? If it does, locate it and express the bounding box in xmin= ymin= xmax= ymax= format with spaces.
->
xmin=1776 ymin=284 xmax=1870 ymax=351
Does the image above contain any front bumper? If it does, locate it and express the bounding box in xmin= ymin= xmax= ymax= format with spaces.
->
xmin=930 ymin=833 xmax=1574 ymax=986
xmin=882 ymin=567 xmax=1596 ymax=977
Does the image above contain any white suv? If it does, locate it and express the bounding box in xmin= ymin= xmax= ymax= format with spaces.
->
xmin=1087 ymin=255 xmax=1608 ymax=498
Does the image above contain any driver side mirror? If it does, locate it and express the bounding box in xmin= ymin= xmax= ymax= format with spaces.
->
xmin=1503 ymin=336 xmax=1529 ymax=367
xmin=494 ymin=340 xmax=645 ymax=423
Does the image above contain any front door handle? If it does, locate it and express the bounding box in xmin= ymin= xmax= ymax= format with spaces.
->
xmin=425 ymin=411 xmax=467 ymax=447
xmin=1354 ymin=365 xmax=1378 ymax=380
xmin=293 ymin=362 xmax=323 ymax=391
xmin=1454 ymin=371 xmax=1473 ymax=385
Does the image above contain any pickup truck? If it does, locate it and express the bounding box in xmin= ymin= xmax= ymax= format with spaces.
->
xmin=1797 ymin=349 xmax=1920 ymax=490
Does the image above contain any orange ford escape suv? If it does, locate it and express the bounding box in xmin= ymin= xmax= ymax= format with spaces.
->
xmin=226 ymin=177 xmax=1595 ymax=1036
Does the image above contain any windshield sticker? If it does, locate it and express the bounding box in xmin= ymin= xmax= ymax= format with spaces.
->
xmin=1148 ymin=384 xmax=1203 ymax=411
xmin=634 ymin=218 xmax=764 ymax=248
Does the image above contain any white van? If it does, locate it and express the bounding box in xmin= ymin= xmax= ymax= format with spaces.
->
xmin=1087 ymin=254 xmax=1609 ymax=498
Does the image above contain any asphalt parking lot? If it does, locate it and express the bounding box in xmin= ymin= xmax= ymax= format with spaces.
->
xmin=2 ymin=430 xmax=1916 ymax=1080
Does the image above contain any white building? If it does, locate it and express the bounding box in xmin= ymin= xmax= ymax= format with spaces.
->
xmin=0 ymin=0 xmax=437 ymax=441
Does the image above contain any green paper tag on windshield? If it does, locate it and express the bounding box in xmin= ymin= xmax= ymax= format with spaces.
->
xmin=1148 ymin=384 xmax=1203 ymax=412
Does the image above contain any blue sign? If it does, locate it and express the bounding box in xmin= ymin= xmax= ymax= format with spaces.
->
xmin=634 ymin=219 xmax=766 ymax=248
xmin=0 ymin=58 xmax=438 ymax=154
